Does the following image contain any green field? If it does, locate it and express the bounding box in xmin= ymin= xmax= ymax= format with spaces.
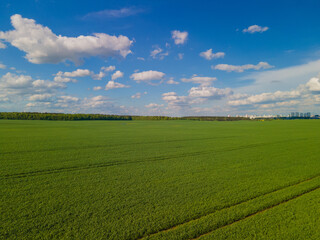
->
xmin=1 ymin=120 xmax=320 ymax=239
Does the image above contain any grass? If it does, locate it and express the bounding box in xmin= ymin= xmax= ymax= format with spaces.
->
xmin=1 ymin=119 xmax=320 ymax=239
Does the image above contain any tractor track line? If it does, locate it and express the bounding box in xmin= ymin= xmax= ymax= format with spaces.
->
xmin=137 ymin=173 xmax=320 ymax=240
xmin=1 ymin=138 xmax=311 ymax=179
xmin=192 ymin=184 xmax=320 ymax=240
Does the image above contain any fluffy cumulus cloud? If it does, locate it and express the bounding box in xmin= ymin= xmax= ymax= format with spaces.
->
xmin=29 ymin=93 xmax=53 ymax=102
xmin=53 ymin=75 xmax=76 ymax=83
xmin=243 ymin=25 xmax=269 ymax=33
xmin=171 ymin=30 xmax=188 ymax=45
xmin=0 ymin=71 xmax=132 ymax=113
xmin=150 ymin=48 xmax=162 ymax=58
xmin=213 ymin=62 xmax=273 ymax=72
xmin=0 ymin=72 xmax=66 ymax=109
xmin=105 ymin=80 xmax=129 ymax=90
xmin=55 ymin=68 xmax=111 ymax=81
xmin=111 ymin=70 xmax=124 ymax=80
xmin=306 ymin=76 xmax=320 ymax=93
xmin=167 ymin=78 xmax=179 ymax=85
xmin=130 ymin=70 xmax=165 ymax=84
xmin=160 ymin=72 xmax=233 ymax=112
xmin=0 ymin=72 xmax=33 ymax=89
xmin=60 ymin=69 xmax=91 ymax=77
xmin=145 ymin=103 xmax=164 ymax=108
xmin=32 ymin=79 xmax=65 ymax=91
xmin=150 ymin=47 xmax=169 ymax=60
xmin=200 ymin=49 xmax=225 ymax=60
xmin=82 ymin=95 xmax=109 ymax=108
xmin=162 ymin=84 xmax=232 ymax=111
xmin=101 ymin=65 xmax=116 ymax=72
xmin=57 ymin=95 xmax=79 ymax=103
xmin=93 ymin=86 xmax=102 ymax=91
xmin=131 ymin=92 xmax=141 ymax=99
xmin=189 ymin=86 xmax=233 ymax=99
xmin=0 ymin=63 xmax=6 ymax=69
xmin=0 ymin=14 xmax=133 ymax=64
xmin=162 ymin=92 xmax=189 ymax=108
xmin=228 ymin=90 xmax=301 ymax=106
xmin=131 ymin=92 xmax=147 ymax=99
xmin=181 ymin=75 xmax=217 ymax=86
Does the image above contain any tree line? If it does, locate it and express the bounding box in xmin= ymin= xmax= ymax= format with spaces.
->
xmin=0 ymin=112 xmax=249 ymax=121
xmin=0 ymin=112 xmax=132 ymax=121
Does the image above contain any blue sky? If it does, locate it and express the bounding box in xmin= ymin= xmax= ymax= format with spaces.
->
xmin=1 ymin=0 xmax=320 ymax=116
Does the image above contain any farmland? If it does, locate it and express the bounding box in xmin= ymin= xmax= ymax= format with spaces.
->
xmin=1 ymin=119 xmax=320 ymax=239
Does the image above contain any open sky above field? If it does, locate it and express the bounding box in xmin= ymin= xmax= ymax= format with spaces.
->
xmin=1 ymin=0 xmax=320 ymax=116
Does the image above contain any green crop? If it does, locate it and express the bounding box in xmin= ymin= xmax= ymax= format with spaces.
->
xmin=1 ymin=120 xmax=320 ymax=239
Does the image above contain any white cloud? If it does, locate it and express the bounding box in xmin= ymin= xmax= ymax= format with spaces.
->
xmin=57 ymin=95 xmax=79 ymax=103
xmin=26 ymin=102 xmax=52 ymax=107
xmin=0 ymin=94 xmax=9 ymax=102
xmin=83 ymin=7 xmax=144 ymax=19
xmin=29 ymin=93 xmax=53 ymax=101
xmin=130 ymin=70 xmax=165 ymax=84
xmin=0 ymin=72 xmax=33 ymax=88
xmin=132 ymin=92 xmax=147 ymax=99
xmin=61 ymin=69 xmax=92 ymax=77
xmin=145 ymin=103 xmax=164 ymax=108
xmin=137 ymin=57 xmax=145 ymax=61
xmin=213 ymin=62 xmax=273 ymax=72
xmin=56 ymin=68 xmax=107 ymax=81
xmin=189 ymin=86 xmax=233 ymax=99
xmin=167 ymin=78 xmax=179 ymax=85
xmin=0 ymin=14 xmax=133 ymax=64
xmin=171 ymin=30 xmax=188 ymax=45
xmin=162 ymin=80 xmax=234 ymax=112
xmin=240 ymin=59 xmax=320 ymax=94
xmin=243 ymin=25 xmax=269 ymax=33
xmin=92 ymin=71 xmax=106 ymax=80
xmin=32 ymin=79 xmax=65 ymax=90
xmin=228 ymin=89 xmax=301 ymax=106
xmin=0 ymin=72 xmax=67 ymax=108
xmin=0 ymin=41 xmax=6 ymax=49
xmin=105 ymin=80 xmax=129 ymax=90
xmin=181 ymin=75 xmax=217 ymax=86
xmin=162 ymin=92 xmax=189 ymax=109
xmin=306 ymin=76 xmax=320 ymax=93
xmin=0 ymin=63 xmax=6 ymax=69
xmin=111 ymin=70 xmax=124 ymax=80
xmin=178 ymin=53 xmax=184 ymax=60
xmin=229 ymin=93 xmax=249 ymax=100
xmin=200 ymin=49 xmax=225 ymax=60
xmin=101 ymin=65 xmax=115 ymax=72
xmin=131 ymin=92 xmax=141 ymax=99
xmin=150 ymin=47 xmax=168 ymax=60
xmin=53 ymin=75 xmax=77 ymax=83
xmin=82 ymin=95 xmax=109 ymax=108
xmin=150 ymin=48 xmax=162 ymax=58
xmin=93 ymin=86 xmax=102 ymax=91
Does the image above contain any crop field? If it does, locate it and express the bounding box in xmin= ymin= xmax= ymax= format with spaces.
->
xmin=1 ymin=119 xmax=320 ymax=239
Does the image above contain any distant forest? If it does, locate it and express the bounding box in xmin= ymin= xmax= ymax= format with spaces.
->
xmin=0 ymin=112 xmax=249 ymax=121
